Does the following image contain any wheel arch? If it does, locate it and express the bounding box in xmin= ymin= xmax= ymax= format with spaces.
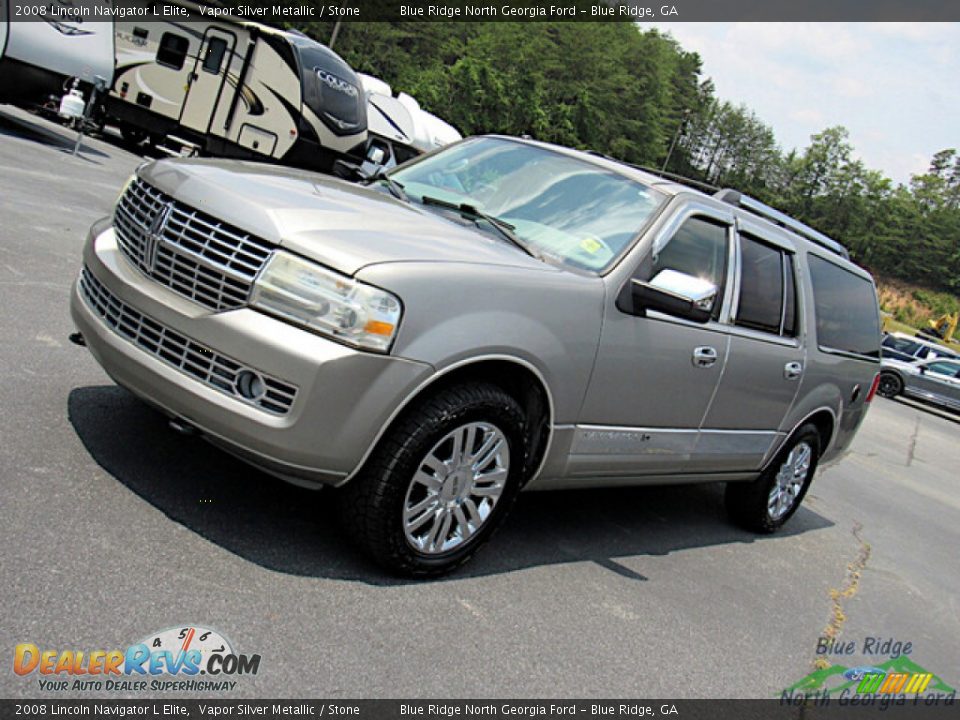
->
xmin=341 ymin=355 xmax=556 ymax=488
xmin=764 ymin=406 xmax=837 ymax=471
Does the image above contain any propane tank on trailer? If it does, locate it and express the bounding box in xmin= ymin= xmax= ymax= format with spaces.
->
xmin=59 ymin=79 xmax=86 ymax=121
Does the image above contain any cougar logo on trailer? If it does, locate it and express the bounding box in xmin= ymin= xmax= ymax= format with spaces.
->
xmin=316 ymin=69 xmax=359 ymax=98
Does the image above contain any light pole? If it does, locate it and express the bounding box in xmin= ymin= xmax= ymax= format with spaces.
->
xmin=662 ymin=108 xmax=691 ymax=172
xmin=329 ymin=0 xmax=347 ymax=48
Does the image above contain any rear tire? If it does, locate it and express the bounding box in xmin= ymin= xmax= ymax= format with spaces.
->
xmin=336 ymin=383 xmax=527 ymax=577
xmin=877 ymin=371 xmax=903 ymax=398
xmin=725 ymin=424 xmax=821 ymax=533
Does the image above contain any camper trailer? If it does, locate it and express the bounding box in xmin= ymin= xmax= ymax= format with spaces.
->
xmin=353 ymin=73 xmax=461 ymax=175
xmin=108 ymin=1 xmax=366 ymax=169
xmin=0 ymin=1 xmax=114 ymax=109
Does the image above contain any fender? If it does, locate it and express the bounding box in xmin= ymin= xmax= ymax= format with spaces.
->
xmin=338 ymin=353 xmax=557 ymax=487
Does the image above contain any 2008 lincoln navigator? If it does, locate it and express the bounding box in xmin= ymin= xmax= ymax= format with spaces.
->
xmin=71 ymin=136 xmax=883 ymax=575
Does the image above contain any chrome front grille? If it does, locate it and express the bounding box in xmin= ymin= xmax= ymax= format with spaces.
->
xmin=79 ymin=267 xmax=297 ymax=416
xmin=113 ymin=179 xmax=274 ymax=311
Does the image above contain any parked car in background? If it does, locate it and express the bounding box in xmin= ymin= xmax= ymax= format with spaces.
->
xmin=70 ymin=136 xmax=882 ymax=576
xmin=877 ymin=356 xmax=960 ymax=412
xmin=881 ymin=331 xmax=960 ymax=363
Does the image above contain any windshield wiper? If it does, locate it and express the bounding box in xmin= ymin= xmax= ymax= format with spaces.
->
xmin=420 ymin=195 xmax=540 ymax=260
xmin=364 ymin=171 xmax=409 ymax=202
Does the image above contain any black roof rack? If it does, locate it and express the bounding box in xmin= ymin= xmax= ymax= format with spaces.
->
xmin=714 ymin=189 xmax=849 ymax=259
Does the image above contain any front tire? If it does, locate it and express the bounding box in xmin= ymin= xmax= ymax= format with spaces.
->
xmin=877 ymin=371 xmax=903 ymax=398
xmin=336 ymin=383 xmax=527 ymax=577
xmin=725 ymin=424 xmax=821 ymax=533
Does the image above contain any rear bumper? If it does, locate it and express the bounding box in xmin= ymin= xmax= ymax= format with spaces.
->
xmin=71 ymin=221 xmax=432 ymax=486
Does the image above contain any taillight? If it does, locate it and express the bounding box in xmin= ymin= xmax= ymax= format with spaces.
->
xmin=865 ymin=373 xmax=881 ymax=403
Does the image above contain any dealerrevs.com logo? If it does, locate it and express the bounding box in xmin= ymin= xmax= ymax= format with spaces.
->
xmin=13 ymin=626 xmax=261 ymax=692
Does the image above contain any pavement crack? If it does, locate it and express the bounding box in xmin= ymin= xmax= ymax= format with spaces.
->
xmin=906 ymin=416 xmax=920 ymax=467
xmin=812 ymin=521 xmax=872 ymax=670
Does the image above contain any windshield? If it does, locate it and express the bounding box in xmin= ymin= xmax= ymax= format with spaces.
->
xmin=390 ymin=137 xmax=668 ymax=272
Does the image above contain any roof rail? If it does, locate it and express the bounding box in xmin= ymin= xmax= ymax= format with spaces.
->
xmin=715 ymin=188 xmax=850 ymax=259
xmin=584 ymin=151 xmax=720 ymax=194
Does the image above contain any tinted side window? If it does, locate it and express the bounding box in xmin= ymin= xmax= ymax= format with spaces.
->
xmin=882 ymin=336 xmax=922 ymax=355
xmin=736 ymin=235 xmax=784 ymax=334
xmin=926 ymin=360 xmax=960 ymax=377
xmin=157 ymin=33 xmax=189 ymax=71
xmin=202 ymin=37 xmax=228 ymax=74
xmin=651 ymin=217 xmax=728 ymax=319
xmin=808 ymin=255 xmax=881 ymax=359
xmin=782 ymin=254 xmax=798 ymax=336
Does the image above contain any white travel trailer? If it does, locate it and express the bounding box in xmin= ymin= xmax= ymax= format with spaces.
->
xmin=108 ymin=1 xmax=366 ymax=170
xmin=354 ymin=73 xmax=461 ymax=174
xmin=0 ymin=1 xmax=114 ymax=108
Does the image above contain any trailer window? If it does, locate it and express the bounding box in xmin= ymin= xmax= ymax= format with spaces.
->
xmin=202 ymin=38 xmax=228 ymax=74
xmin=157 ymin=33 xmax=189 ymax=71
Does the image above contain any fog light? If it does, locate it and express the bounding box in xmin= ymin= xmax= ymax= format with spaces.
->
xmin=236 ymin=370 xmax=265 ymax=400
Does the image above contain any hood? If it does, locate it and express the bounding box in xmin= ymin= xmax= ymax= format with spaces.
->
xmin=139 ymin=159 xmax=551 ymax=277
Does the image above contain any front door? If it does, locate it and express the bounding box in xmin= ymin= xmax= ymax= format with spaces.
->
xmin=179 ymin=29 xmax=236 ymax=134
xmin=571 ymin=205 xmax=735 ymax=479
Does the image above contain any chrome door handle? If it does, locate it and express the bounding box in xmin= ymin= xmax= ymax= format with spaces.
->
xmin=692 ymin=346 xmax=718 ymax=368
xmin=784 ymin=361 xmax=803 ymax=380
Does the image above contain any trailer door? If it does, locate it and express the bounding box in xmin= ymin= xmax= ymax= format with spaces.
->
xmin=180 ymin=28 xmax=236 ymax=134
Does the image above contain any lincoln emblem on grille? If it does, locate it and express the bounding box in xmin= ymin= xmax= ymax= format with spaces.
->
xmin=144 ymin=201 xmax=174 ymax=272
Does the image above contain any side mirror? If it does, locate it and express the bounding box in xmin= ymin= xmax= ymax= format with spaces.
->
xmin=331 ymin=159 xmax=363 ymax=181
xmin=918 ymin=366 xmax=927 ymax=375
xmin=630 ymin=269 xmax=718 ymax=324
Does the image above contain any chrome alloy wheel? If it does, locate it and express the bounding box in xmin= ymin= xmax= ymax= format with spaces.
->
xmin=768 ymin=441 xmax=813 ymax=520
xmin=402 ymin=421 xmax=510 ymax=554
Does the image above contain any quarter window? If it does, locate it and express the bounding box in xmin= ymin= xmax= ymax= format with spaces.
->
xmin=651 ymin=217 xmax=728 ymax=319
xmin=807 ymin=254 xmax=881 ymax=360
xmin=157 ymin=33 xmax=189 ymax=71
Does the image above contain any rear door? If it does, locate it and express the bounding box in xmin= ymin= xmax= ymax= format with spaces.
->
xmin=695 ymin=219 xmax=805 ymax=472
xmin=910 ymin=360 xmax=960 ymax=410
xmin=180 ymin=28 xmax=236 ymax=134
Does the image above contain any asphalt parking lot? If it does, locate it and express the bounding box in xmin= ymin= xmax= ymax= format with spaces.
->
xmin=0 ymin=106 xmax=958 ymax=699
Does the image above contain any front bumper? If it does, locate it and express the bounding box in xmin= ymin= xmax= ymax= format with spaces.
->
xmin=71 ymin=221 xmax=432 ymax=486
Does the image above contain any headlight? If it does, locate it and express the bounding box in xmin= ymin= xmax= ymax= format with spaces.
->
xmin=250 ymin=252 xmax=402 ymax=353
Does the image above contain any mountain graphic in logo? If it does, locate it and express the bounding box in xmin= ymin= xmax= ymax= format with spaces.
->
xmin=782 ymin=656 xmax=955 ymax=697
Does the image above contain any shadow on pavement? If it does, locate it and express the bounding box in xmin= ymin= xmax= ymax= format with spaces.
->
xmin=69 ymin=385 xmax=834 ymax=585
xmin=0 ymin=107 xmax=111 ymax=159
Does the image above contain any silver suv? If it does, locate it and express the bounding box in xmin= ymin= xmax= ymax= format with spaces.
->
xmin=71 ymin=136 xmax=882 ymax=575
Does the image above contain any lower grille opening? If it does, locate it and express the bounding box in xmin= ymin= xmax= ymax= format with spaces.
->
xmin=79 ymin=266 xmax=298 ymax=416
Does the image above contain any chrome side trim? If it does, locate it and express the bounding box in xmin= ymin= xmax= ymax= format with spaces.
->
xmin=571 ymin=425 xmax=778 ymax=459
xmin=339 ymin=354 xmax=557 ymax=487
xmin=572 ymin=425 xmax=697 ymax=457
